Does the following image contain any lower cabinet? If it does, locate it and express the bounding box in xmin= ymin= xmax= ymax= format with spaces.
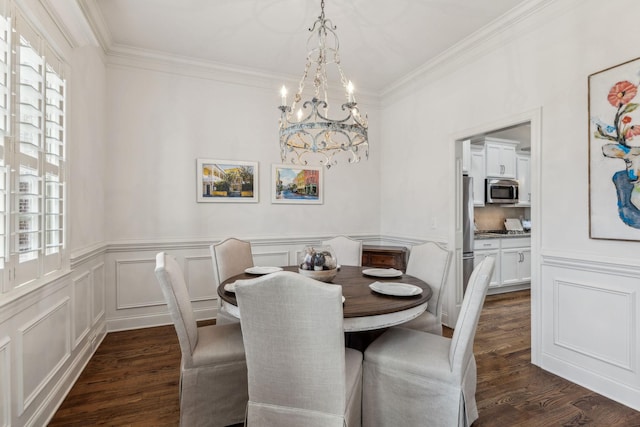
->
xmin=474 ymin=237 xmax=530 ymax=290
xmin=501 ymin=247 xmax=531 ymax=285
xmin=473 ymin=238 xmax=500 ymax=288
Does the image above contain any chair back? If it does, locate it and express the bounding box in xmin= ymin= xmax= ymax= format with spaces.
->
xmin=322 ymin=235 xmax=362 ymax=266
xmin=406 ymin=242 xmax=452 ymax=318
xmin=235 ymin=271 xmax=347 ymax=425
xmin=154 ymin=252 xmax=198 ymax=365
xmin=448 ymin=256 xmax=494 ymax=375
xmin=210 ymin=237 xmax=254 ymax=284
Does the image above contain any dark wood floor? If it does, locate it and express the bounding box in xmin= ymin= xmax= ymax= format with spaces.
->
xmin=49 ymin=290 xmax=640 ymax=426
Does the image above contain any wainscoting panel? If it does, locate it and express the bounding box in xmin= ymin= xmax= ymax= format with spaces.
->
xmin=17 ymin=298 xmax=71 ymax=414
xmin=115 ymin=258 xmax=165 ymax=310
xmin=184 ymin=255 xmax=216 ymax=301
xmin=253 ymin=251 xmax=290 ymax=268
xmin=92 ymin=263 xmax=105 ymax=326
xmin=104 ymin=237 xmax=381 ymax=331
xmin=72 ymin=272 xmax=91 ymax=349
xmin=0 ymin=337 xmax=9 ymax=427
xmin=0 ymin=246 xmax=107 ymax=426
xmin=541 ymin=253 xmax=639 ymax=411
xmin=554 ymin=279 xmax=632 ymax=369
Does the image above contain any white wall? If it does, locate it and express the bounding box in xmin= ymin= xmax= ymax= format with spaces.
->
xmin=104 ymin=62 xmax=381 ymax=243
xmin=68 ymin=45 xmax=107 ymax=252
xmin=379 ymin=0 xmax=640 ymax=411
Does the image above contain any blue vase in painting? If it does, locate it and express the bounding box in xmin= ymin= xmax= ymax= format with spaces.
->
xmin=612 ymin=170 xmax=640 ymax=229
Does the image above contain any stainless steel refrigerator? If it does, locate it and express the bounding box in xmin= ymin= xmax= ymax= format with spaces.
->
xmin=462 ymin=175 xmax=474 ymax=294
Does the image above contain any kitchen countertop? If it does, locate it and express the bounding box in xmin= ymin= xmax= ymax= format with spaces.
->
xmin=474 ymin=232 xmax=531 ymax=240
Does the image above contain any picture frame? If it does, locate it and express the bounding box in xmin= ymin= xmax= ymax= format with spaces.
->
xmin=271 ymin=164 xmax=323 ymax=204
xmin=196 ymin=159 xmax=258 ymax=203
xmin=588 ymin=56 xmax=640 ymax=241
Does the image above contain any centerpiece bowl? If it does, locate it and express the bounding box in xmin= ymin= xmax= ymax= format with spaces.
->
xmin=298 ymin=245 xmax=338 ymax=283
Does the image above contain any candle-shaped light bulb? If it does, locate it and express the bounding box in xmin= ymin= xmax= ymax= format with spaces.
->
xmin=296 ymin=108 xmax=303 ymax=121
xmin=347 ymin=80 xmax=354 ymax=102
xmin=280 ymin=85 xmax=287 ymax=106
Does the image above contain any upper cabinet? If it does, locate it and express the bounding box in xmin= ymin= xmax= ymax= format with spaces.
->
xmin=484 ymin=138 xmax=518 ymax=178
xmin=516 ymin=154 xmax=531 ymax=206
xmin=463 ymin=136 xmax=523 ymax=206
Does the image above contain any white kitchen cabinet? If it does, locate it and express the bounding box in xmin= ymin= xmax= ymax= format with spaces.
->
xmin=500 ymin=237 xmax=531 ymax=286
xmin=485 ymin=139 xmax=518 ymax=178
xmin=474 ymin=239 xmax=500 ymax=288
xmin=500 ymin=247 xmax=531 ymax=285
xmin=474 ymin=250 xmax=500 ymax=288
xmin=474 ymin=236 xmax=530 ymax=290
xmin=470 ymin=145 xmax=485 ymax=206
xmin=516 ymin=154 xmax=531 ymax=206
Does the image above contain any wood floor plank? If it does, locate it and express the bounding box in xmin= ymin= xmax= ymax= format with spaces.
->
xmin=49 ymin=290 xmax=640 ymax=426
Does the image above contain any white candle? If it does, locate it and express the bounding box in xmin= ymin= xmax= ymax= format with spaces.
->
xmin=280 ymin=85 xmax=287 ymax=106
xmin=347 ymin=81 xmax=354 ymax=102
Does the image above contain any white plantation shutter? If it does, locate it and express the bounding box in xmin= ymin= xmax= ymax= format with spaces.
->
xmin=0 ymin=6 xmax=68 ymax=290
xmin=44 ymin=57 xmax=64 ymax=274
xmin=0 ymin=11 xmax=8 ymax=291
xmin=14 ymin=22 xmax=43 ymax=284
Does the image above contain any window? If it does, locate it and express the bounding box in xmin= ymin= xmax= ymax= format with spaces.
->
xmin=0 ymin=4 xmax=67 ymax=293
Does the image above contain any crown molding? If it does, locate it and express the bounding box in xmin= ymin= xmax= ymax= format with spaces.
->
xmin=39 ymin=0 xmax=99 ymax=48
xmin=76 ymin=0 xmax=112 ymax=52
xmin=380 ymin=0 xmax=565 ymax=103
xmin=71 ymin=0 xmax=568 ymax=108
xmin=105 ymin=43 xmax=381 ymax=106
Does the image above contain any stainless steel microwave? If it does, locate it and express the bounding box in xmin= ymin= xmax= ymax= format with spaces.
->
xmin=486 ymin=178 xmax=519 ymax=204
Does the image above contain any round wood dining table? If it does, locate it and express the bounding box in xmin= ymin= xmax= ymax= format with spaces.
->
xmin=217 ymin=265 xmax=433 ymax=332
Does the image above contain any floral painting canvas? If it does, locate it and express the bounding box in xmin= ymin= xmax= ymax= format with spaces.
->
xmin=197 ymin=159 xmax=258 ymax=203
xmin=589 ymin=57 xmax=640 ymax=241
xmin=271 ymin=164 xmax=323 ymax=204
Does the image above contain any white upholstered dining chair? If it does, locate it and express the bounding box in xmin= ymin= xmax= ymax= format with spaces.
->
xmin=154 ymin=252 xmax=248 ymax=427
xmin=235 ymin=271 xmax=363 ymax=427
xmin=322 ymin=235 xmax=363 ymax=266
xmin=362 ymin=256 xmax=495 ymax=427
xmin=399 ymin=241 xmax=452 ymax=335
xmin=210 ymin=237 xmax=254 ymax=325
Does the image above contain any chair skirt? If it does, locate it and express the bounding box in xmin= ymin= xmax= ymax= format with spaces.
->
xmin=363 ymin=329 xmax=478 ymax=427
xmin=180 ymin=358 xmax=248 ymax=427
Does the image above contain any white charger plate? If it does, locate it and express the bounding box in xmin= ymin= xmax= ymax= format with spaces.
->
xmin=368 ymin=282 xmax=422 ymax=297
xmin=362 ymin=268 xmax=403 ymax=278
xmin=244 ymin=266 xmax=283 ymax=275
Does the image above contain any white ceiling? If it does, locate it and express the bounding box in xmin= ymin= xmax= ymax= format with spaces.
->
xmin=89 ymin=0 xmax=530 ymax=93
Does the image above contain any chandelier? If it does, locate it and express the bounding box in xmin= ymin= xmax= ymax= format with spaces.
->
xmin=278 ymin=0 xmax=368 ymax=168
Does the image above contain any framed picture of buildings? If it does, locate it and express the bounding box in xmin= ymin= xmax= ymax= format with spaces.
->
xmin=197 ymin=159 xmax=258 ymax=203
xmin=588 ymin=56 xmax=640 ymax=241
xmin=271 ymin=164 xmax=323 ymax=204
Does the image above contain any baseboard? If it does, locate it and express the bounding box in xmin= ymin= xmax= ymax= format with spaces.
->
xmin=487 ymin=282 xmax=530 ymax=295
xmin=541 ymin=352 xmax=640 ymax=412
xmin=107 ymin=307 xmax=217 ymax=332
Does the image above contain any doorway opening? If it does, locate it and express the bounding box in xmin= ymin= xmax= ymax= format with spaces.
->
xmin=447 ymin=108 xmax=540 ymax=364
